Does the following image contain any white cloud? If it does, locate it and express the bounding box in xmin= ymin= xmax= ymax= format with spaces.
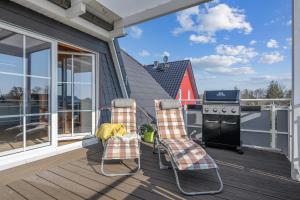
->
xmin=266 ymin=39 xmax=279 ymax=48
xmin=286 ymin=20 xmax=292 ymax=26
xmin=188 ymin=55 xmax=242 ymax=68
xmin=128 ymin=26 xmax=143 ymax=39
xmin=162 ymin=51 xmax=170 ymax=57
xmin=189 ymin=34 xmax=216 ymax=44
xmin=206 ymin=66 xmax=255 ymax=75
xmin=215 ymin=44 xmax=257 ymax=62
xmin=196 ymin=75 xmax=217 ymax=80
xmin=260 ymin=52 xmax=284 ymax=64
xmin=188 ymin=54 xmax=255 ymax=75
xmin=173 ymin=3 xmax=252 ymax=42
xmin=250 ymin=74 xmax=291 ymax=82
xmin=249 ymin=40 xmax=257 ymax=45
xmin=139 ymin=50 xmax=150 ymax=57
xmin=173 ymin=7 xmax=200 ymax=35
xmin=286 ymin=37 xmax=292 ymax=46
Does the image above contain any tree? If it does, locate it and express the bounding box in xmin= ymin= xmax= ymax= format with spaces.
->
xmin=266 ymin=81 xmax=284 ymax=98
xmin=241 ymin=89 xmax=255 ymax=99
xmin=8 ymin=87 xmax=23 ymax=99
xmin=253 ymin=88 xmax=265 ymax=99
xmin=284 ymin=89 xmax=292 ymax=98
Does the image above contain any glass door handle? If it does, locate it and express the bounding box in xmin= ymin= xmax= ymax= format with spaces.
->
xmin=205 ymin=120 xmax=219 ymax=123
xmin=222 ymin=121 xmax=237 ymax=125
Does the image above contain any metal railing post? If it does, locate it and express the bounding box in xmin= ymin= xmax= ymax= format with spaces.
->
xmin=288 ymin=105 xmax=293 ymax=161
xmin=271 ymin=103 xmax=277 ymax=149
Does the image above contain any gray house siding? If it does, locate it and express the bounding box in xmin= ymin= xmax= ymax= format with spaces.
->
xmin=120 ymin=50 xmax=172 ymax=126
xmin=0 ymin=1 xmax=123 ymax=123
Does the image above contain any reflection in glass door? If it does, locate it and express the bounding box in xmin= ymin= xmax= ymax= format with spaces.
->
xmin=58 ymin=52 xmax=94 ymax=139
xmin=0 ymin=27 xmax=52 ymax=156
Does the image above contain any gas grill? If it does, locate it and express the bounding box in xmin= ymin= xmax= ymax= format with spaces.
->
xmin=202 ymin=90 xmax=243 ymax=153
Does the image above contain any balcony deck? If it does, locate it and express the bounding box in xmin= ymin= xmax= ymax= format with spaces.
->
xmin=0 ymin=142 xmax=299 ymax=200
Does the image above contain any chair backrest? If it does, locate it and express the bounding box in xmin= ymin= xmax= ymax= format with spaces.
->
xmin=111 ymin=98 xmax=136 ymax=134
xmin=154 ymin=100 xmax=187 ymax=140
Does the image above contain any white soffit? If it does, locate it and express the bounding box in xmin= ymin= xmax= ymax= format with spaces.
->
xmin=96 ymin=0 xmax=210 ymax=27
xmin=11 ymin=0 xmax=210 ymax=40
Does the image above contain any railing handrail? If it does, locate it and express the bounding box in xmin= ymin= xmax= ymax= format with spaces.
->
xmin=240 ymin=98 xmax=291 ymax=102
xmin=179 ymin=98 xmax=291 ymax=102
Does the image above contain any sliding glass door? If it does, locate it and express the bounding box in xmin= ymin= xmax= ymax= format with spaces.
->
xmin=0 ymin=27 xmax=52 ymax=156
xmin=57 ymin=52 xmax=95 ymax=139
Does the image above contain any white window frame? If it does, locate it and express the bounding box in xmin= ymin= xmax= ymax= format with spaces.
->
xmin=57 ymin=51 xmax=96 ymax=141
xmin=0 ymin=22 xmax=57 ymax=156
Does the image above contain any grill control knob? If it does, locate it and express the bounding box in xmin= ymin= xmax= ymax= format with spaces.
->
xmin=222 ymin=108 xmax=226 ymax=113
xmin=231 ymin=108 xmax=236 ymax=113
xmin=204 ymin=108 xmax=209 ymax=112
xmin=213 ymin=108 xmax=218 ymax=112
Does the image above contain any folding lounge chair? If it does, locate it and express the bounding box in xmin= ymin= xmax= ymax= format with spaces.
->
xmin=154 ymin=99 xmax=223 ymax=195
xmin=101 ymin=98 xmax=140 ymax=176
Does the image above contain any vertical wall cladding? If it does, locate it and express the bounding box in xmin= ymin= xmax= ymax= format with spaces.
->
xmin=99 ymin=53 xmax=123 ymax=123
xmin=0 ymin=1 xmax=123 ymax=124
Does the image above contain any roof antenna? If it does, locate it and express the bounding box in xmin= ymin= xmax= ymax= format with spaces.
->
xmin=163 ymin=55 xmax=169 ymax=68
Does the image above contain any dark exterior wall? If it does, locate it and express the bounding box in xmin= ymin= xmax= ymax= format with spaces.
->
xmin=0 ymin=1 xmax=123 ymax=124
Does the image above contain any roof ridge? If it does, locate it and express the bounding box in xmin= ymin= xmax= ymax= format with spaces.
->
xmin=145 ymin=59 xmax=190 ymax=67
xmin=120 ymin=49 xmax=144 ymax=66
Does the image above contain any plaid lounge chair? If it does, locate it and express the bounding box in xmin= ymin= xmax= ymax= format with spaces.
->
xmin=101 ymin=99 xmax=140 ymax=176
xmin=154 ymin=99 xmax=223 ymax=195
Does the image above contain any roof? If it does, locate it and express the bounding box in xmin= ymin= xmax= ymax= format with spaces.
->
xmin=120 ymin=50 xmax=171 ymax=120
xmin=144 ymin=60 xmax=191 ymax=98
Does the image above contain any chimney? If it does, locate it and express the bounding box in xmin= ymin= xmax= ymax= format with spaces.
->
xmin=163 ymin=55 xmax=169 ymax=69
xmin=153 ymin=60 xmax=159 ymax=69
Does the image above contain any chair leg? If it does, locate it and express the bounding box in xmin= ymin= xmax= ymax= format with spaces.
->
xmin=157 ymin=140 xmax=172 ymax=170
xmin=171 ymin=165 xmax=223 ymax=195
xmin=101 ymin=142 xmax=140 ymax=176
xmin=160 ymin=144 xmax=223 ymax=195
xmin=101 ymin=157 xmax=140 ymax=176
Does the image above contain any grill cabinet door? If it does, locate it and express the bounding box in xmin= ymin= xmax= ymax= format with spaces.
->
xmin=220 ymin=115 xmax=240 ymax=146
xmin=203 ymin=115 xmax=221 ymax=143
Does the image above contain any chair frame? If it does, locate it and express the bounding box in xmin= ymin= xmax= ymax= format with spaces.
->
xmin=100 ymin=99 xmax=141 ymax=176
xmin=154 ymin=100 xmax=223 ymax=195
xmin=101 ymin=140 xmax=141 ymax=176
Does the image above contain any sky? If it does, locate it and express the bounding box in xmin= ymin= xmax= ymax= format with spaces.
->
xmin=118 ymin=0 xmax=292 ymax=94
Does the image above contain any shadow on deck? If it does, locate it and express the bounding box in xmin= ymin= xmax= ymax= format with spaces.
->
xmin=0 ymin=141 xmax=299 ymax=200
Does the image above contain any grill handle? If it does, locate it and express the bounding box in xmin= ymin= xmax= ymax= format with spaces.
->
xmin=205 ymin=120 xmax=219 ymax=123
xmin=222 ymin=121 xmax=237 ymax=125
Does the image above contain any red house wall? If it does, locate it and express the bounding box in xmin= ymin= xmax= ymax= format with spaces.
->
xmin=175 ymin=65 xmax=198 ymax=105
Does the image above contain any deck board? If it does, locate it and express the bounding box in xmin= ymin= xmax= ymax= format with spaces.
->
xmin=0 ymin=142 xmax=299 ymax=200
xmin=0 ymin=186 xmax=26 ymax=200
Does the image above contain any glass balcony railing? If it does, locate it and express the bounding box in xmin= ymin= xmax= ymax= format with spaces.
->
xmin=180 ymin=99 xmax=291 ymax=159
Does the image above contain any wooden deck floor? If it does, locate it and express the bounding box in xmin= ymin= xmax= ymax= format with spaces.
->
xmin=0 ymin=142 xmax=299 ymax=200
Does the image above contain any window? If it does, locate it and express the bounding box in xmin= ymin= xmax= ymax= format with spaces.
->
xmin=0 ymin=27 xmax=52 ymax=155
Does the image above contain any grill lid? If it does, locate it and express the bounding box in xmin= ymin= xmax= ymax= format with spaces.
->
xmin=204 ymin=90 xmax=240 ymax=103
